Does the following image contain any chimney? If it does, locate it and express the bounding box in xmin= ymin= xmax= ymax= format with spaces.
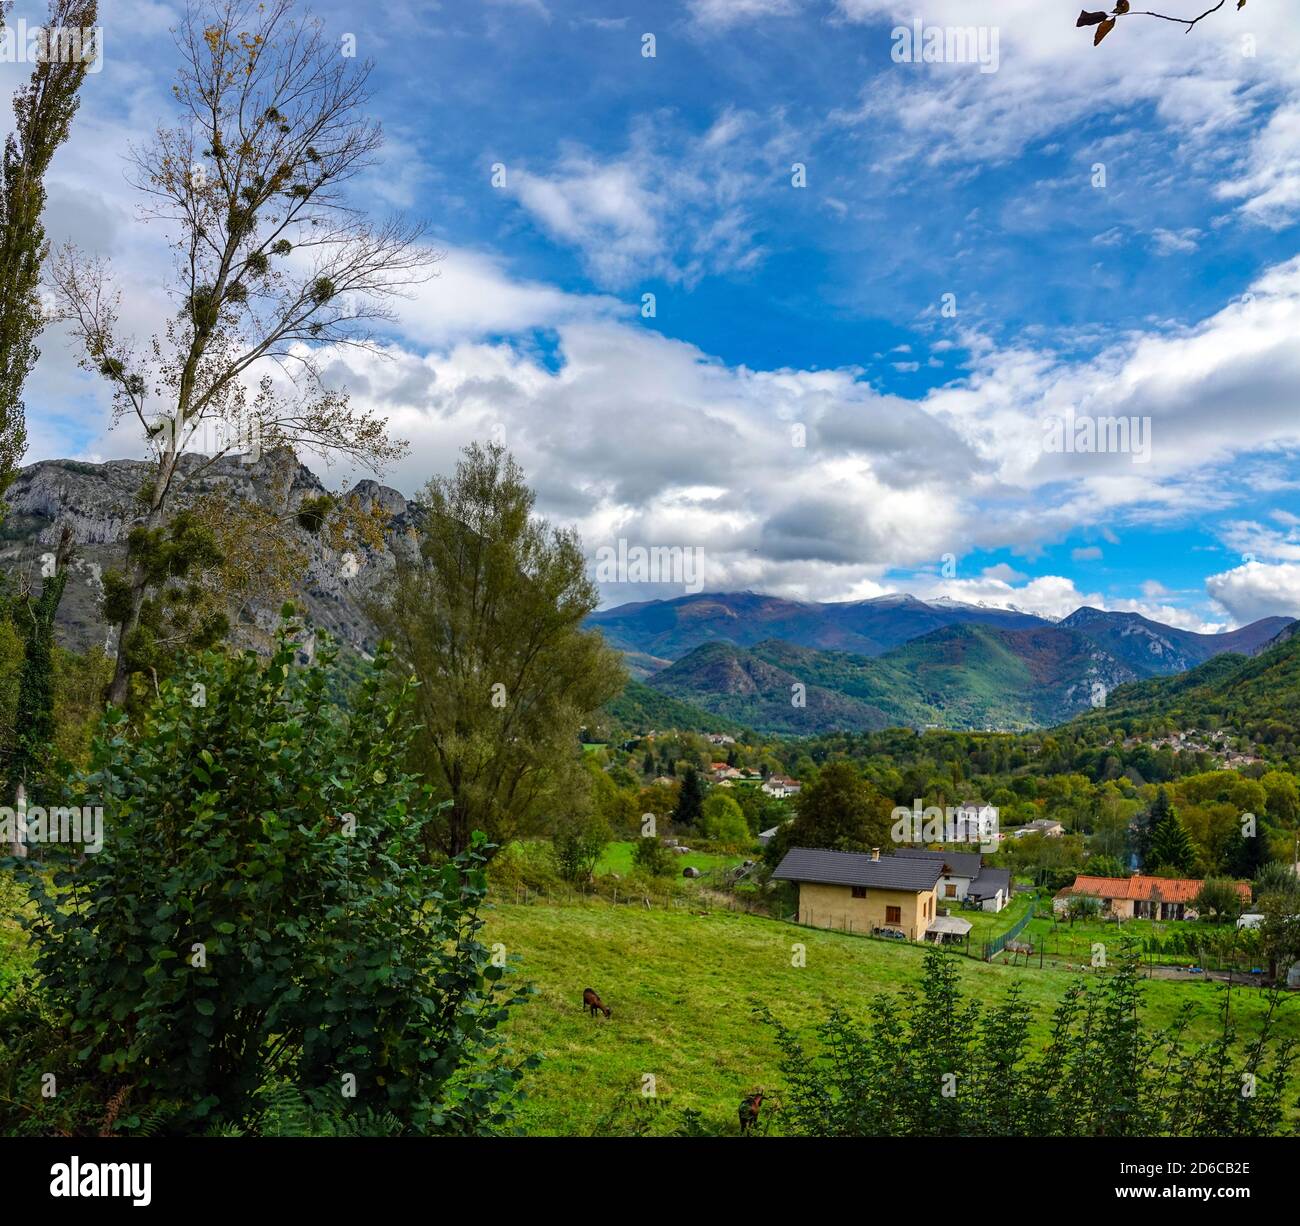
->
xmin=871 ymin=847 xmax=880 ymax=861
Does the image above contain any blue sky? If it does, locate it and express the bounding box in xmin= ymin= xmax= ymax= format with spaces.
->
xmin=12 ymin=0 xmax=1300 ymax=628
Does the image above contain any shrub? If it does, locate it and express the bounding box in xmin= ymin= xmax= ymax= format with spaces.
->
xmin=551 ymin=809 xmax=611 ymax=883
xmin=761 ymin=946 xmax=1296 ymax=1137
xmin=2 ymin=611 xmax=534 ymax=1136
xmin=633 ymin=835 xmax=672 ymax=877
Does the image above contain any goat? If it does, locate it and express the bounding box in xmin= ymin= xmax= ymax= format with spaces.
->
xmin=738 ymin=1090 xmax=765 ymax=1134
xmin=582 ymin=987 xmax=611 ymax=1018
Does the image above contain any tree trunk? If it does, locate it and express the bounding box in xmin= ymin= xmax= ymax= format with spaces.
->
xmin=107 ymin=453 xmax=175 ymax=707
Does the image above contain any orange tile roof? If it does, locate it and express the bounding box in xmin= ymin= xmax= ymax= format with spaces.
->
xmin=1070 ymin=875 xmax=1251 ymax=903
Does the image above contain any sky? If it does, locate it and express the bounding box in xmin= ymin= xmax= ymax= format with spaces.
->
xmin=10 ymin=0 xmax=1300 ymax=629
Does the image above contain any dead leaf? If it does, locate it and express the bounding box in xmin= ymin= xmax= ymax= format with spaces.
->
xmin=1238 ymin=0 xmax=1246 ymax=8
xmin=1095 ymin=16 xmax=1116 ymax=44
xmin=1077 ymin=9 xmax=1109 ymax=25
xmin=1113 ymin=0 xmax=1130 ymax=12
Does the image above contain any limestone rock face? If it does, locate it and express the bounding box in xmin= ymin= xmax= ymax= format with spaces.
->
xmin=0 ymin=451 xmax=416 ymax=657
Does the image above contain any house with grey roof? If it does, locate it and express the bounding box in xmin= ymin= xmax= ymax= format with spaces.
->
xmin=895 ymin=848 xmax=1011 ymax=912
xmin=772 ymin=846 xmax=949 ymax=940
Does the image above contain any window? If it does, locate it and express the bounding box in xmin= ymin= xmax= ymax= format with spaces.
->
xmin=851 ymin=886 xmax=867 ymax=899
xmin=886 ymin=905 xmax=901 ymax=924
xmin=945 ymin=884 xmax=957 ymax=898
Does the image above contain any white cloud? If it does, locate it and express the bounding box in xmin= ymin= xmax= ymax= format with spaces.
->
xmin=503 ymin=109 xmax=786 ymax=287
xmin=689 ymin=0 xmax=801 ymax=27
xmin=1151 ymin=227 xmax=1202 ymax=256
xmin=1207 ymin=560 xmax=1300 ymax=623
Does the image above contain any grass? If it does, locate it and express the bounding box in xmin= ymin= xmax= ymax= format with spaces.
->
xmin=595 ymin=839 xmax=747 ymax=877
xmin=486 ymin=896 xmax=1300 ymax=1136
xmin=1017 ymin=912 xmax=1241 ymax=969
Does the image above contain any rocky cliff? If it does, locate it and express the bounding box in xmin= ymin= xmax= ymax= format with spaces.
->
xmin=0 ymin=452 xmax=411 ymax=657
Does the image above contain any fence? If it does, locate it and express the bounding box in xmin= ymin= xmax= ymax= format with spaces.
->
xmin=983 ymin=898 xmax=1038 ymax=961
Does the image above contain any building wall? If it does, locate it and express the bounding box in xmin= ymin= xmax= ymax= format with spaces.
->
xmin=936 ymin=873 xmax=969 ymax=901
xmin=797 ymin=881 xmax=937 ymax=939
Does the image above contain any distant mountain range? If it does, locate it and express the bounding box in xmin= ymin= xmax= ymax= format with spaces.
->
xmin=589 ymin=592 xmax=1293 ymax=733
xmin=588 ymin=591 xmax=1049 ymax=667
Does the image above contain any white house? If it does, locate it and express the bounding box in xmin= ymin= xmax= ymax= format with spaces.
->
xmin=894 ymin=848 xmax=1011 ymax=913
xmin=1014 ymin=818 xmax=1064 ymax=838
xmin=762 ymin=776 xmax=802 ymax=798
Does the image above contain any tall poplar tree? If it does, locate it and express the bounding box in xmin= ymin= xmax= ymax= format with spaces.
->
xmin=0 ymin=0 xmax=100 ymax=507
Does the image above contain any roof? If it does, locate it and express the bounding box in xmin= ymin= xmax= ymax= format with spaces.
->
xmin=895 ymin=848 xmax=983 ymax=879
xmin=771 ymin=847 xmax=943 ymax=892
xmin=968 ymin=867 xmax=1011 ymax=898
xmin=927 ymin=916 xmax=973 ymax=935
xmin=1069 ymin=874 xmax=1252 ymax=904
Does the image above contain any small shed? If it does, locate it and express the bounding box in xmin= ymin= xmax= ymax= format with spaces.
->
xmin=926 ymin=915 xmax=973 ymax=945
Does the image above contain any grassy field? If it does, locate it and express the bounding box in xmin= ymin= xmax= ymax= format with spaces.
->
xmin=485 ymin=896 xmax=1300 ymax=1136
xmin=1014 ymin=912 xmax=1243 ymax=970
xmin=595 ymin=839 xmax=746 ymax=877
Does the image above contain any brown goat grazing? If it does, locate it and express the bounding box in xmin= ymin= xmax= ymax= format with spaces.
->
xmin=738 ymin=1091 xmax=764 ymax=1134
xmin=582 ymin=987 xmax=611 ymax=1018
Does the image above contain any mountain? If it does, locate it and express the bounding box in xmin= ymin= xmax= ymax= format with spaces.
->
xmin=1069 ymin=624 xmax=1300 ymax=739
xmin=591 ymin=592 xmax=1294 ymax=732
xmin=646 ymin=624 xmax=1140 ymax=734
xmin=589 ymin=592 xmax=1291 ymax=682
xmin=0 ymin=454 xmax=412 ymax=657
xmin=645 ymin=640 xmax=892 ymax=734
xmin=586 ymin=591 xmax=1052 ymax=660
xmin=600 ymin=678 xmax=742 ymax=735
xmin=1057 ymin=607 xmax=1291 ymax=677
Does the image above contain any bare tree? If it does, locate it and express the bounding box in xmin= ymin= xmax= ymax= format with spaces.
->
xmin=1078 ymin=1 xmax=1247 ymax=46
xmin=51 ymin=0 xmax=438 ymax=704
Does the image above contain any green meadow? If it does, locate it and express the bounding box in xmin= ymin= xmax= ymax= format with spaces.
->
xmin=486 ymin=897 xmax=1300 ymax=1136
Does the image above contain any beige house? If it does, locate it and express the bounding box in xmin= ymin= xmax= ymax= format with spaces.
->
xmin=771 ymin=846 xmax=945 ymax=940
xmin=1056 ymin=873 xmax=1251 ymax=920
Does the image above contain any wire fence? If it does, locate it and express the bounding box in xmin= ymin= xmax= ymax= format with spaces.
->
xmin=983 ymin=898 xmax=1038 ymax=961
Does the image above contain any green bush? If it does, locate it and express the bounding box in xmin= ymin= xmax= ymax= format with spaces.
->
xmin=632 ymin=835 xmax=673 ymax=877
xmin=763 ymin=946 xmax=1296 ymax=1137
xmin=1 ymin=612 xmax=534 ymax=1136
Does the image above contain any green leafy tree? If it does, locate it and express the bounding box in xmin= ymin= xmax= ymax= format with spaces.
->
xmin=1193 ymin=878 xmax=1245 ymax=922
xmin=1084 ymin=853 xmax=1127 ymax=879
xmin=700 ymin=792 xmax=747 ymax=843
xmin=0 ymin=0 xmax=100 ymax=507
xmin=761 ymin=945 xmax=1295 ymax=1137
xmin=633 ymin=834 xmax=672 ymax=877
xmin=551 ymin=808 xmax=611 ymax=884
xmin=372 ymin=442 xmax=625 ymax=857
xmin=8 ymin=524 xmax=73 ymax=801
xmin=3 ymin=613 xmax=534 ymax=1135
xmin=1065 ymin=894 xmax=1102 ymax=924
xmin=1134 ymin=785 xmax=1173 ymax=867
xmin=766 ymin=761 xmax=892 ymax=865
xmin=1257 ymin=890 xmax=1300 ymax=985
